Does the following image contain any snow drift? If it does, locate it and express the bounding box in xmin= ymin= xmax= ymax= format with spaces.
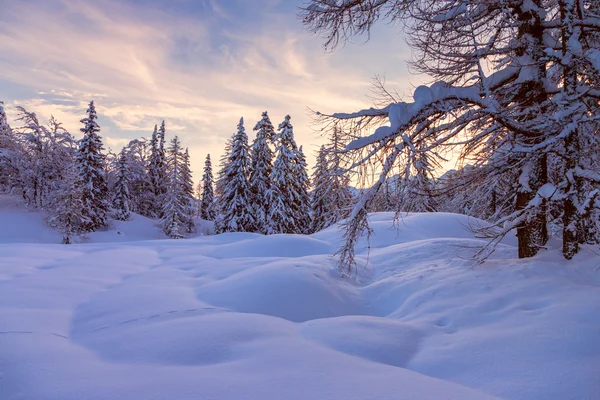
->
xmin=0 ymin=199 xmax=598 ymax=400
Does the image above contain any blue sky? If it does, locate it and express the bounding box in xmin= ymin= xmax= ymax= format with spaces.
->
xmin=0 ymin=0 xmax=417 ymax=179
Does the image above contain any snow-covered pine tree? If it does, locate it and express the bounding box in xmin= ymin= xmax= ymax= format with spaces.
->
xmin=76 ymin=101 xmax=109 ymax=232
xmin=47 ymin=164 xmax=87 ymax=244
xmin=213 ymin=133 xmax=234 ymax=233
xmin=161 ymin=136 xmax=186 ymax=238
xmin=311 ymin=142 xmax=353 ymax=232
xmin=113 ymin=148 xmax=131 ymax=221
xmin=147 ymin=124 xmax=161 ymax=214
xmin=215 ymin=134 xmax=233 ymax=199
xmin=294 ymin=145 xmax=312 ymax=234
xmin=0 ymin=101 xmax=19 ymax=190
xmin=157 ymin=120 xmax=168 ymax=195
xmin=200 ymin=154 xmax=216 ymax=221
xmin=0 ymin=101 xmax=9 ymax=138
xmin=148 ymin=122 xmax=169 ymax=217
xmin=121 ymin=138 xmax=153 ymax=217
xmin=180 ymin=147 xmax=196 ymax=233
xmin=218 ymin=118 xmax=254 ymax=233
xmin=311 ymin=145 xmax=331 ymax=232
xmin=266 ymin=115 xmax=301 ymax=234
xmin=249 ymin=111 xmax=274 ymax=233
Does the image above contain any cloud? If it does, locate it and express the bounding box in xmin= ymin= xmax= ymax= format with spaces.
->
xmin=0 ymin=0 xmax=416 ymax=180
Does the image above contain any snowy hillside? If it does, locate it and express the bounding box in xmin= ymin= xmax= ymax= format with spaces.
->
xmin=1 ymin=200 xmax=599 ymax=400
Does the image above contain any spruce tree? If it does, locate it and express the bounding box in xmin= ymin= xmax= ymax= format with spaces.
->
xmin=148 ymin=122 xmax=168 ymax=217
xmin=147 ymin=124 xmax=161 ymax=214
xmin=114 ymin=148 xmax=131 ymax=221
xmin=311 ymin=143 xmax=354 ymax=232
xmin=76 ymin=101 xmax=109 ymax=232
xmin=311 ymin=146 xmax=331 ymax=232
xmin=0 ymin=101 xmax=9 ymax=137
xmin=121 ymin=138 xmax=153 ymax=217
xmin=249 ymin=111 xmax=274 ymax=233
xmin=0 ymin=101 xmax=17 ymax=189
xmin=294 ymin=145 xmax=312 ymax=234
xmin=157 ymin=121 xmax=167 ymax=195
xmin=200 ymin=154 xmax=216 ymax=220
xmin=214 ymin=133 xmax=234 ymax=233
xmin=180 ymin=147 xmax=196 ymax=233
xmin=215 ymin=134 xmax=233 ymax=199
xmin=219 ymin=117 xmax=254 ymax=233
xmin=161 ymin=136 xmax=186 ymax=238
xmin=47 ymin=165 xmax=86 ymax=244
xmin=266 ymin=115 xmax=300 ymax=234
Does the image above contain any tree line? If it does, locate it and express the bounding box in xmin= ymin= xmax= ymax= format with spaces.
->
xmin=0 ymin=101 xmax=354 ymax=242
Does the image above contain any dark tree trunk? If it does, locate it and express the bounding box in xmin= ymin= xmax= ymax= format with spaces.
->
xmin=516 ymin=155 xmax=548 ymax=258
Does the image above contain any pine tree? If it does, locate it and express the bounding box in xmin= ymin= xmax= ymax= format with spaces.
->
xmin=76 ymin=101 xmax=109 ymax=232
xmin=148 ymin=122 xmax=168 ymax=217
xmin=114 ymin=148 xmax=131 ymax=221
xmin=180 ymin=147 xmax=196 ymax=233
xmin=0 ymin=101 xmax=9 ymax=137
xmin=215 ymin=134 xmax=233 ymax=199
xmin=311 ymin=143 xmax=353 ymax=232
xmin=266 ymin=115 xmax=301 ymax=234
xmin=0 ymin=101 xmax=18 ymax=190
xmin=161 ymin=136 xmax=186 ymax=238
xmin=214 ymin=133 xmax=234 ymax=233
xmin=148 ymin=124 xmax=161 ymax=210
xmin=219 ymin=117 xmax=254 ymax=233
xmin=200 ymin=154 xmax=216 ymax=220
xmin=311 ymin=146 xmax=331 ymax=232
xmin=47 ymin=165 xmax=86 ymax=244
xmin=121 ymin=138 xmax=153 ymax=217
xmin=157 ymin=121 xmax=167 ymax=194
xmin=294 ymin=145 xmax=312 ymax=233
xmin=249 ymin=111 xmax=274 ymax=233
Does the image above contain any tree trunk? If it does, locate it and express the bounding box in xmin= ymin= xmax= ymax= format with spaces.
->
xmin=516 ymin=155 xmax=548 ymax=258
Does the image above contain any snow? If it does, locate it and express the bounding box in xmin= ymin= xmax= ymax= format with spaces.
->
xmin=1 ymin=196 xmax=599 ymax=400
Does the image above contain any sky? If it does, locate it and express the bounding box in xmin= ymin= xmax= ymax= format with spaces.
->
xmin=0 ymin=0 xmax=419 ymax=182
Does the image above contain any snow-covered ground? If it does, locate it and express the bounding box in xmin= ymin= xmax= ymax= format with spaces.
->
xmin=1 ymin=196 xmax=599 ymax=400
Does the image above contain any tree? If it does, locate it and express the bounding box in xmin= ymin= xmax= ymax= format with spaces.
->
xmin=121 ymin=138 xmax=153 ymax=217
xmin=47 ymin=164 xmax=86 ymax=244
xmin=200 ymin=154 xmax=216 ymax=221
xmin=266 ymin=115 xmax=303 ymax=234
xmin=294 ymin=145 xmax=312 ymax=234
xmin=0 ymin=102 xmax=21 ymax=191
xmin=113 ymin=148 xmax=131 ymax=221
xmin=161 ymin=136 xmax=186 ymax=238
xmin=76 ymin=101 xmax=109 ymax=232
xmin=0 ymin=101 xmax=9 ymax=136
xmin=249 ymin=111 xmax=275 ymax=233
xmin=180 ymin=147 xmax=196 ymax=233
xmin=148 ymin=122 xmax=168 ymax=217
xmin=218 ymin=118 xmax=254 ymax=233
xmin=215 ymin=133 xmax=233 ymax=199
xmin=301 ymin=0 xmax=600 ymax=274
xmin=11 ymin=108 xmax=76 ymax=209
xmin=158 ymin=120 xmax=167 ymax=191
xmin=311 ymin=141 xmax=353 ymax=232
xmin=311 ymin=145 xmax=333 ymax=232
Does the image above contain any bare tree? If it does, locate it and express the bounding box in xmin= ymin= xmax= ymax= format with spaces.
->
xmin=301 ymin=0 xmax=600 ymax=275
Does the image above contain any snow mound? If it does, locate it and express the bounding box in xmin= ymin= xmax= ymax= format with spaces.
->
xmin=300 ymin=316 xmax=423 ymax=368
xmin=199 ymin=233 xmax=334 ymax=258
xmin=195 ymin=257 xmax=365 ymax=322
xmin=0 ymin=195 xmax=61 ymax=243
